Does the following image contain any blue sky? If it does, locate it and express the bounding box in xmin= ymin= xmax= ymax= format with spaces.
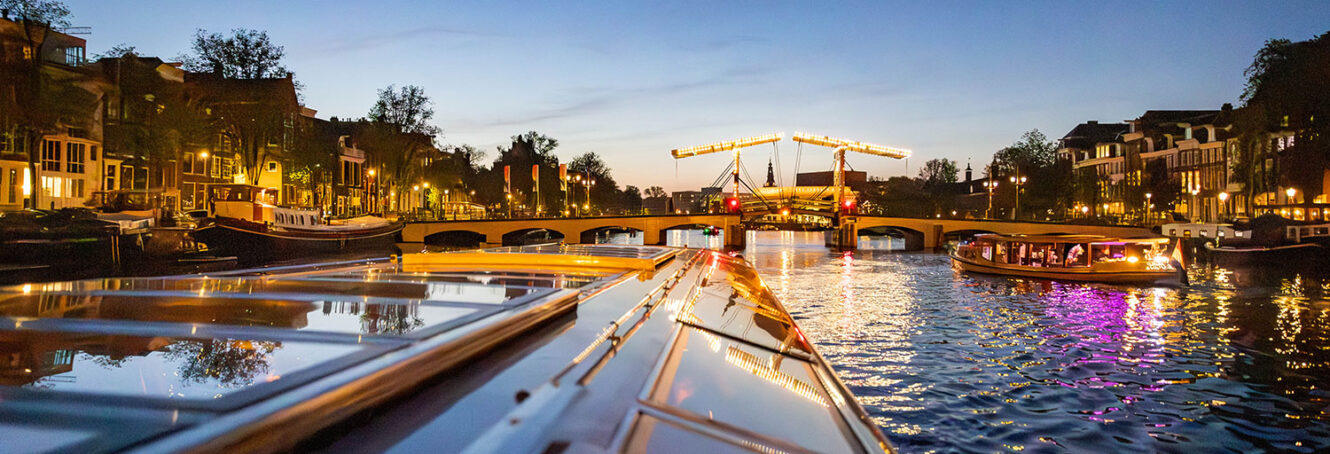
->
xmin=67 ymin=1 xmax=1330 ymax=191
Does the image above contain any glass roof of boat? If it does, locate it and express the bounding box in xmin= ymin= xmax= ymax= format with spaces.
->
xmin=0 ymin=250 xmax=620 ymax=452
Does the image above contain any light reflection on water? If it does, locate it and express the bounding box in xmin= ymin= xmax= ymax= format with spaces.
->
xmin=611 ymin=230 xmax=1330 ymax=453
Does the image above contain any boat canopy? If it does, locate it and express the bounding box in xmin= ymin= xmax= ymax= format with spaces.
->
xmin=971 ymin=233 xmax=1169 ymax=245
xmin=0 ymin=245 xmax=889 ymax=453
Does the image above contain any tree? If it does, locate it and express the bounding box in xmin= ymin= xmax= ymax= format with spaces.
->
xmin=93 ymin=43 xmax=137 ymax=60
xmin=621 ymin=185 xmax=643 ymax=213
xmin=1237 ymin=32 xmax=1330 ymax=214
xmin=992 ymin=129 xmax=1057 ymax=175
xmin=1144 ymin=158 xmax=1180 ymax=213
xmin=364 ymin=85 xmax=441 ymax=211
xmin=644 ymin=186 xmax=667 ymax=199
xmin=0 ymin=0 xmax=98 ymax=208
xmin=181 ymin=28 xmax=289 ymax=79
xmin=511 ymin=131 xmax=558 ymax=157
xmin=567 ymin=151 xmax=619 ymax=212
xmin=918 ymin=158 xmax=959 ymax=186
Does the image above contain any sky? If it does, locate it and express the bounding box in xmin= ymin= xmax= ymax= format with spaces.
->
xmin=64 ymin=1 xmax=1330 ymax=191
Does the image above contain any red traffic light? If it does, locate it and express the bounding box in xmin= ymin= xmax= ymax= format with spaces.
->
xmin=725 ymin=197 xmax=740 ymax=212
xmin=841 ymin=199 xmax=856 ymax=213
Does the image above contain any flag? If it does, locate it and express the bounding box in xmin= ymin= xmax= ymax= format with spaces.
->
xmin=559 ymin=164 xmax=567 ymax=191
xmin=532 ymin=164 xmax=539 ymax=182
xmin=504 ymin=165 xmax=510 ymax=193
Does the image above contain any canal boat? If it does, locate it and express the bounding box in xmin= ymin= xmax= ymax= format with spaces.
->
xmin=951 ymin=233 xmax=1178 ymax=283
xmin=0 ymin=245 xmax=892 ymax=453
xmin=1203 ymin=219 xmax=1330 ymax=266
xmin=0 ymin=208 xmax=121 ymax=265
xmin=193 ymin=184 xmax=403 ymax=259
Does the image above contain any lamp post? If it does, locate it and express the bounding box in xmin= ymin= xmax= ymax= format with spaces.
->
xmin=443 ymin=189 xmax=450 ymax=220
xmin=1217 ymin=192 xmax=1229 ymax=221
xmin=505 ymin=193 xmax=513 ymax=219
xmin=586 ymin=179 xmax=595 ymax=215
xmin=983 ymin=180 xmax=998 ymax=219
xmin=1009 ymin=174 xmax=1027 ymax=220
xmin=1144 ymin=192 xmax=1152 ymax=224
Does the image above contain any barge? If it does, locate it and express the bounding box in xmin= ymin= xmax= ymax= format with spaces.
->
xmin=952 ymin=233 xmax=1178 ymax=284
xmin=0 ymin=245 xmax=891 ymax=453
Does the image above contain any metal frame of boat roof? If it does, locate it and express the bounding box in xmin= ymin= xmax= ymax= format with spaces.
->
xmin=0 ymin=244 xmax=892 ymax=453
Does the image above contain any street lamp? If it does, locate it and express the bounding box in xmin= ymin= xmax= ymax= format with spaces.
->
xmin=586 ymin=179 xmax=595 ymax=214
xmin=1145 ymin=192 xmax=1152 ymax=223
xmin=983 ymin=181 xmax=998 ymax=219
xmin=1218 ymin=192 xmax=1229 ymax=220
xmin=1009 ymin=175 xmax=1027 ymax=220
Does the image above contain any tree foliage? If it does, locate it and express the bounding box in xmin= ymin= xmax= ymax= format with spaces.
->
xmin=182 ymin=28 xmax=289 ymax=79
xmin=363 ymin=85 xmax=441 ymax=208
xmin=918 ymin=158 xmax=958 ymax=186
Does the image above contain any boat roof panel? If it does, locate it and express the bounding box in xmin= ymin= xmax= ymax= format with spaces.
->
xmin=0 ymin=246 xmax=890 ymax=453
xmin=973 ymin=233 xmax=1168 ymax=243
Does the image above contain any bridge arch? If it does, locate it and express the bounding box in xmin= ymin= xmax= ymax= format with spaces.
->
xmin=577 ymin=225 xmax=645 ymax=244
xmin=423 ymin=230 xmax=487 ymax=248
xmin=942 ymin=228 xmax=999 ymax=244
xmin=856 ymin=225 xmax=927 ymax=250
xmin=501 ymin=228 xmax=568 ymax=246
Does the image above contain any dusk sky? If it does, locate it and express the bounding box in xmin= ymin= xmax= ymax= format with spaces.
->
xmin=67 ymin=1 xmax=1330 ymax=191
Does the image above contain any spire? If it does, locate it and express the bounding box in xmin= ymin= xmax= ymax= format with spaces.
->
xmin=765 ymin=158 xmax=776 ymax=187
xmin=965 ymin=159 xmax=973 ymax=182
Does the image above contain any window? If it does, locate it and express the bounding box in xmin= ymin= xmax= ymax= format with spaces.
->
xmin=65 ymin=142 xmax=85 ymax=174
xmin=7 ymin=169 xmax=16 ymax=203
xmin=41 ymin=140 xmax=60 ymax=171
xmin=90 ymin=145 xmax=98 ymax=161
xmin=105 ymin=165 xmax=116 ymax=190
xmin=182 ymin=182 xmax=195 ymax=209
xmin=121 ymin=166 xmax=134 ymax=190
xmin=267 ymin=161 xmax=278 ymax=172
xmin=221 ymin=158 xmax=233 ymax=179
xmin=211 ymin=156 xmax=221 ymax=178
xmin=183 ymin=153 xmax=194 ymax=174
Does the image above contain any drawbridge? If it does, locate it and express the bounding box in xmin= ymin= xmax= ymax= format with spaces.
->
xmin=670 ymin=132 xmax=911 ymax=222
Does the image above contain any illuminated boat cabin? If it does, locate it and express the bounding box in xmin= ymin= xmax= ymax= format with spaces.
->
xmin=953 ymin=234 xmax=1176 ymax=283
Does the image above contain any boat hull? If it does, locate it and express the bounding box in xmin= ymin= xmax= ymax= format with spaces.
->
xmin=1204 ymin=242 xmax=1324 ymax=266
xmin=950 ymin=254 xmax=1176 ymax=284
xmin=194 ymin=218 xmax=403 ymax=259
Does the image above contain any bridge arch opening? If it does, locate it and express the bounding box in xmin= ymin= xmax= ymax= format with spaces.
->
xmin=423 ymin=230 xmax=487 ymax=249
xmin=579 ymin=226 xmax=644 ymax=245
xmin=856 ymin=225 xmax=925 ymax=251
xmin=661 ymin=223 xmax=724 ymax=248
xmin=501 ymin=228 xmax=567 ymax=246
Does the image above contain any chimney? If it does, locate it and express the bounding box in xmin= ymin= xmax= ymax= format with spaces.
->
xmin=2 ymin=9 xmax=9 ymax=20
xmin=1222 ymin=103 xmax=1233 ymax=112
xmin=1087 ymin=120 xmax=1098 ymax=125
xmin=964 ymin=162 xmax=972 ymax=182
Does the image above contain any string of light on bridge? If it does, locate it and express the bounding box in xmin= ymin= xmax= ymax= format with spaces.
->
xmin=791 ymin=132 xmax=912 ymax=159
xmin=670 ymin=133 xmax=784 ymax=159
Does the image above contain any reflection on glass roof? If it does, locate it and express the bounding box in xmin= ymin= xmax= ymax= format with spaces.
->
xmin=625 ymin=415 xmax=755 ymax=454
xmin=677 ymin=257 xmax=813 ymax=358
xmin=2 ymin=330 xmax=363 ymax=401
xmin=651 ymin=327 xmax=854 ymax=453
xmin=0 ymin=294 xmax=476 ymax=337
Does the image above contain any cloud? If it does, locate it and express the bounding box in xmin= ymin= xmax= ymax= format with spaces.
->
xmin=313 ymin=25 xmax=492 ymax=54
xmin=458 ymin=64 xmax=773 ymax=128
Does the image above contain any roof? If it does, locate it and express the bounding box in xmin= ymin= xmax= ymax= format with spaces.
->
xmin=1059 ymin=121 xmax=1130 ymax=149
xmin=184 ymin=72 xmax=299 ymax=107
xmin=0 ymin=245 xmax=889 ymax=453
xmin=973 ymin=233 xmax=1168 ymax=244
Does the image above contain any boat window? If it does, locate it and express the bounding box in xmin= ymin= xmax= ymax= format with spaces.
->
xmin=1169 ymin=229 xmax=1176 ymax=236
xmin=1010 ymin=242 xmax=1026 ymax=265
xmin=1028 ymin=243 xmax=1049 ymax=267
xmin=1183 ymin=230 xmax=1191 ymax=237
xmin=1045 ymin=244 xmax=1063 ymax=267
xmin=1235 ymin=231 xmax=1244 ymax=237
xmin=994 ymin=242 xmax=1007 ymax=263
xmin=1091 ymin=244 xmax=1111 ymax=263
xmin=1199 ymin=230 xmax=1208 ymax=237
xmin=1065 ymin=244 xmax=1088 ymax=267
xmin=981 ymin=245 xmax=992 ymax=261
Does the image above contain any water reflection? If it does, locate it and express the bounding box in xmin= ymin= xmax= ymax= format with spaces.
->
xmin=738 ymin=231 xmax=1330 ymax=453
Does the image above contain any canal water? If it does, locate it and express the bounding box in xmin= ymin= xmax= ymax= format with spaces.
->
xmin=612 ymin=229 xmax=1330 ymax=453
xmin=4 ymin=229 xmax=1326 ymax=452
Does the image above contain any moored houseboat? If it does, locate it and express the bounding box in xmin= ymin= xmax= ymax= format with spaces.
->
xmin=952 ymin=233 xmax=1178 ymax=284
xmin=0 ymin=245 xmax=892 ymax=453
xmin=192 ymin=184 xmax=403 ymax=258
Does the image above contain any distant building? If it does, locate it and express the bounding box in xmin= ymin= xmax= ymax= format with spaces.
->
xmin=671 ymin=190 xmax=702 ymax=213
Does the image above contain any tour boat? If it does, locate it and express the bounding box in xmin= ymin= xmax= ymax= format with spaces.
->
xmin=0 ymin=209 xmax=121 ymax=265
xmin=0 ymin=244 xmax=892 ymax=453
xmin=193 ymin=184 xmax=403 ymax=258
xmin=951 ymin=233 xmax=1178 ymax=283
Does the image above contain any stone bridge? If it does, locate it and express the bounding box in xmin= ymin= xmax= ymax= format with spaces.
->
xmin=832 ymin=216 xmax=1155 ymax=250
xmin=401 ymin=214 xmax=745 ymax=248
xmin=401 ymin=214 xmax=1154 ymax=251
